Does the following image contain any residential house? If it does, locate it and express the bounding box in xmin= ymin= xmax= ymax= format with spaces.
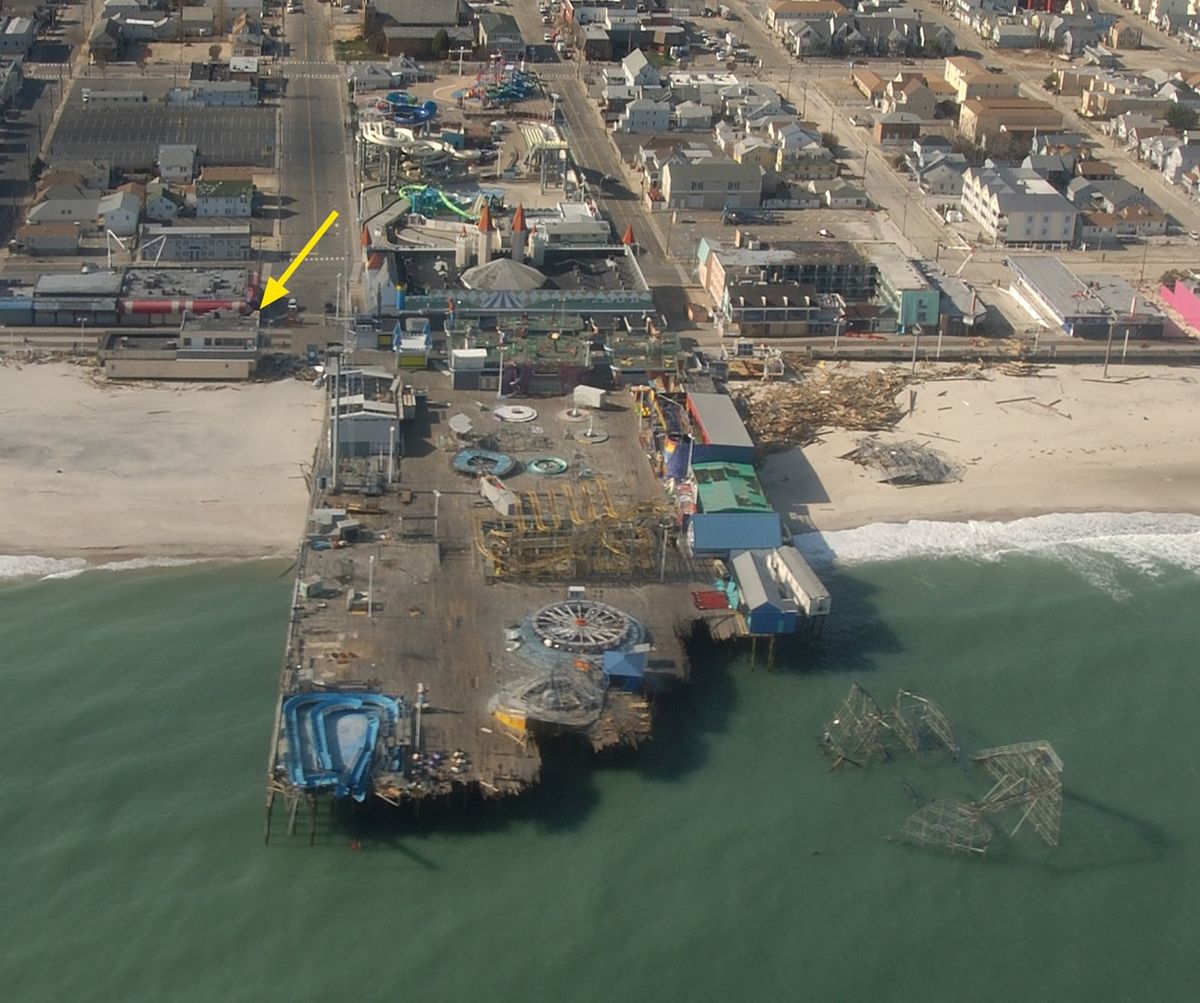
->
xmin=673 ymin=100 xmax=712 ymax=131
xmin=960 ymin=164 xmax=1078 ymax=246
xmin=1075 ymin=158 xmax=1118 ymax=181
xmin=852 ymin=69 xmax=888 ymax=106
xmin=1023 ymin=153 xmax=1076 ymax=187
xmin=27 ymin=197 xmax=103 ymax=230
xmin=158 ymin=144 xmax=198 ymax=183
xmin=1146 ymin=0 xmax=1188 ymax=28
xmin=622 ymin=49 xmax=659 ymax=89
xmin=616 ymin=98 xmax=670 ymax=133
xmin=195 ymin=177 xmax=254 ymax=217
xmin=661 ymin=152 xmax=762 ymax=210
xmin=97 ymin=191 xmax=141 ymax=236
xmin=1163 ymin=142 xmax=1200 ymax=185
xmin=886 ymin=77 xmax=937 ymax=119
xmin=874 ymin=111 xmax=923 ymax=146
xmin=992 ymin=20 xmax=1037 ymax=49
xmin=811 ymin=177 xmax=868 ymax=207
xmin=145 ymin=181 xmax=186 ymax=222
xmin=772 ymin=122 xmax=838 ymax=179
xmin=918 ymin=153 xmax=968 ymax=195
xmin=766 ymin=0 xmax=851 ymax=36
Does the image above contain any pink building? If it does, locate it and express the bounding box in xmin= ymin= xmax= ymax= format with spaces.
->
xmin=1159 ymin=279 xmax=1200 ymax=336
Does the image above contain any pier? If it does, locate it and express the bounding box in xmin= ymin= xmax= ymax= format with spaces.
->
xmin=265 ymin=373 xmax=711 ymax=839
xmin=264 ymin=363 xmax=833 ymax=841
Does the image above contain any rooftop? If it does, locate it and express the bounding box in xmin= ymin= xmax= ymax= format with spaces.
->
xmin=1008 ymin=256 xmax=1163 ymax=320
xmin=122 ymin=266 xmax=251 ymax=299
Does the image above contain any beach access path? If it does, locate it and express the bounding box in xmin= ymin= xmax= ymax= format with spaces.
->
xmin=760 ymin=362 xmax=1200 ymax=534
xmin=0 ymin=362 xmax=323 ymax=561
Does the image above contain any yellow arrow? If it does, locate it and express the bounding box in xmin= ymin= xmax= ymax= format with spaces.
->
xmin=259 ymin=209 xmax=340 ymax=309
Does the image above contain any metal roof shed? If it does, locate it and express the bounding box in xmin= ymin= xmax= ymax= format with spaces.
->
xmin=602 ymin=649 xmax=647 ymax=692
xmin=731 ymin=550 xmax=798 ymax=635
xmin=687 ymin=512 xmax=782 ymax=556
xmin=687 ymin=392 xmax=754 ymax=464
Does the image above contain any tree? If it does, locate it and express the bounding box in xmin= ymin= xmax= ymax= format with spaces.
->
xmin=432 ymin=29 xmax=449 ymax=56
xmin=1166 ymin=104 xmax=1198 ymax=132
xmin=1042 ymin=73 xmax=1057 ymax=93
xmin=209 ymin=43 xmax=222 ymax=62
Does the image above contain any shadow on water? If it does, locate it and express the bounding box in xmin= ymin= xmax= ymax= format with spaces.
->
xmin=320 ymin=557 xmax=901 ymax=842
xmin=333 ymin=741 xmax=605 ymax=846
xmin=321 ymin=636 xmax=743 ymax=843
xmin=769 ymin=567 xmax=904 ymax=677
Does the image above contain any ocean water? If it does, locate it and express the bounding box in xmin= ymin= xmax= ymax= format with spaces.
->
xmin=2 ymin=515 xmax=1200 ymax=1002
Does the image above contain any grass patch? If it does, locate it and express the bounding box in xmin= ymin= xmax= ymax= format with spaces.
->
xmin=334 ymin=38 xmax=379 ymax=62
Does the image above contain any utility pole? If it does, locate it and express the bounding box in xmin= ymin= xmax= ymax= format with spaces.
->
xmin=1103 ymin=311 xmax=1115 ymax=379
xmin=367 ymin=554 xmax=375 ymax=618
xmin=328 ymin=345 xmax=342 ymax=492
xmin=433 ymin=489 xmax=441 ymax=541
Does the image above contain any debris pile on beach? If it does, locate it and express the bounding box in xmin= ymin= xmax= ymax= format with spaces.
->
xmin=840 ymin=436 xmax=962 ymax=485
xmin=732 ymin=364 xmax=915 ymax=451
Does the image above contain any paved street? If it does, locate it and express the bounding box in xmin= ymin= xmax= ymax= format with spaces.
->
xmin=276 ymin=6 xmax=355 ymax=331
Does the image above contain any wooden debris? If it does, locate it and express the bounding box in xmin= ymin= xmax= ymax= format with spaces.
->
xmin=733 ymin=365 xmax=915 ymax=451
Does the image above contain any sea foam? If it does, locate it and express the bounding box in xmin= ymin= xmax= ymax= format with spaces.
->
xmin=793 ymin=512 xmax=1200 ymax=579
xmin=0 ymin=555 xmax=207 ymax=583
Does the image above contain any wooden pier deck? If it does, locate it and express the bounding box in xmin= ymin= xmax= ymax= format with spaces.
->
xmin=267 ymin=376 xmax=706 ymax=823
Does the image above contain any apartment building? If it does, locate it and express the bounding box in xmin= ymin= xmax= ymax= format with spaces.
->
xmin=960 ymin=164 xmax=1078 ymax=246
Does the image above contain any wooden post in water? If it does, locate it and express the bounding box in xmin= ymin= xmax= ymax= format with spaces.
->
xmin=750 ymin=635 xmax=758 ymax=670
xmin=308 ymin=794 xmax=318 ymax=845
xmin=287 ymin=793 xmax=300 ymax=836
xmin=768 ymin=635 xmax=776 ymax=672
xmin=264 ymin=791 xmax=276 ymax=846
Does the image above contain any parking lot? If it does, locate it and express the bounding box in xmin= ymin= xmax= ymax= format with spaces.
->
xmin=50 ymin=101 xmax=278 ymax=170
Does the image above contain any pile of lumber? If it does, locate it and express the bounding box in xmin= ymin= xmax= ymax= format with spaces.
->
xmin=733 ymin=364 xmax=914 ymax=451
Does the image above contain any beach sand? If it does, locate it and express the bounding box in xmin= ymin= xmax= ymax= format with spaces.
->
xmin=0 ymin=362 xmax=324 ymax=561
xmin=755 ymin=362 xmax=1200 ymax=534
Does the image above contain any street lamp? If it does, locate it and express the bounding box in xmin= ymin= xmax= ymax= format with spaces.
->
xmin=909 ymin=323 xmax=923 ymax=375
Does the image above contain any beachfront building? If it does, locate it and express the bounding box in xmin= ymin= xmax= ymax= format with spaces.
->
xmin=1007 ymin=255 xmax=1164 ymax=339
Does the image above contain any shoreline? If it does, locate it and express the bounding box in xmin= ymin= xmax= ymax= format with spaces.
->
xmin=0 ymin=362 xmax=322 ymax=575
xmin=753 ymin=361 xmax=1200 ymax=538
xmin=4 ymin=360 xmax=1200 ymax=574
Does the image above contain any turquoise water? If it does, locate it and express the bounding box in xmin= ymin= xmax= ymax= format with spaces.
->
xmin=3 ymin=528 xmax=1199 ymax=1001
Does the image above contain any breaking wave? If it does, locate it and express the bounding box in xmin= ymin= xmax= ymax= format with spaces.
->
xmin=0 ymin=555 xmax=207 ymax=583
xmin=793 ymin=512 xmax=1200 ymax=580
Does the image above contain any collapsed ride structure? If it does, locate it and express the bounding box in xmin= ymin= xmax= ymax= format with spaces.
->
xmin=820 ymin=683 xmax=1063 ymax=859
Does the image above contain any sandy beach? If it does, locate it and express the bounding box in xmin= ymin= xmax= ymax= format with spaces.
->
xmin=753 ymin=362 xmax=1200 ymax=534
xmin=0 ymin=362 xmax=324 ymax=562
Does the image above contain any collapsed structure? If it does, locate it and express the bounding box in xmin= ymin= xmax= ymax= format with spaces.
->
xmin=820 ymin=683 xmax=1063 ymax=859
